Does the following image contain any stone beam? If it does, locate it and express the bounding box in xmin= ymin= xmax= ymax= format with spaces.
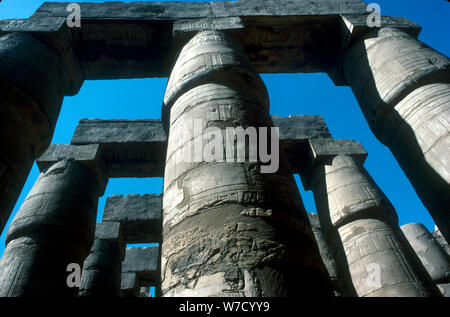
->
xmin=102 ymin=194 xmax=162 ymax=244
xmin=70 ymin=116 xmax=331 ymax=177
xmin=71 ymin=119 xmax=166 ymax=178
xmin=401 ymin=223 xmax=450 ymax=297
xmin=0 ymin=1 xmax=382 ymax=79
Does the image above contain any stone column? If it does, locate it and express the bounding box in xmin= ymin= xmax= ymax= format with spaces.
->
xmin=0 ymin=31 xmax=83 ymax=232
xmin=401 ymin=223 xmax=450 ymax=297
xmin=307 ymin=213 xmax=343 ymax=296
xmin=0 ymin=145 xmax=106 ymax=296
xmin=433 ymin=227 xmax=450 ymax=257
xmin=79 ymin=222 xmax=125 ymax=297
xmin=161 ymin=27 xmax=332 ymax=296
xmin=342 ymin=26 xmax=450 ymax=242
xmin=302 ymin=139 xmax=441 ymax=297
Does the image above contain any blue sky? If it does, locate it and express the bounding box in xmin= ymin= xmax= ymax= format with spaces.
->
xmin=0 ymin=0 xmax=449 ymax=259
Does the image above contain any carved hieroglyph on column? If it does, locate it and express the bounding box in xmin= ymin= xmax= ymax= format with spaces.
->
xmin=342 ymin=26 xmax=450 ymax=243
xmin=161 ymin=30 xmax=332 ymax=297
xmin=303 ymin=140 xmax=440 ymax=297
xmin=0 ymin=146 xmax=106 ymax=296
xmin=0 ymin=31 xmax=83 ymax=233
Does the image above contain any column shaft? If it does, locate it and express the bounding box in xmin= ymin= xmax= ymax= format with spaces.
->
xmin=342 ymin=27 xmax=450 ymax=242
xmin=0 ymin=160 xmax=104 ymax=296
xmin=309 ymin=155 xmax=440 ymax=297
xmin=79 ymin=239 xmax=123 ymax=297
xmin=0 ymin=32 xmax=82 ymax=232
xmin=401 ymin=223 xmax=450 ymax=296
xmin=161 ymin=30 xmax=332 ymax=297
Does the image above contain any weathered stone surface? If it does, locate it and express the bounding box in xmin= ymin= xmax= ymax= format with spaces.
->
xmin=122 ymin=246 xmax=161 ymax=296
xmin=0 ymin=160 xmax=106 ymax=296
xmin=306 ymin=154 xmax=440 ymax=297
xmin=6 ymin=1 xmax=372 ymax=79
xmin=173 ymin=17 xmax=244 ymax=48
xmin=161 ymin=30 xmax=332 ymax=297
xmin=120 ymin=272 xmax=140 ymax=297
xmin=303 ymin=139 xmax=367 ymax=173
xmin=79 ymin=237 xmax=123 ymax=297
xmin=342 ymin=26 xmax=450 ymax=243
xmin=94 ymin=222 xmax=123 ymax=243
xmin=123 ymin=246 xmax=160 ymax=283
xmin=102 ymin=194 xmax=162 ymax=243
xmin=0 ymin=30 xmax=82 ymax=233
xmin=337 ymin=218 xmax=438 ymax=297
xmin=71 ymin=119 xmax=166 ymax=178
xmin=433 ymin=227 xmax=450 ymax=257
xmin=36 ymin=144 xmax=102 ymax=170
xmin=401 ymin=223 xmax=450 ymax=296
xmin=329 ymin=14 xmax=422 ymax=85
xmin=307 ymin=213 xmax=343 ymax=296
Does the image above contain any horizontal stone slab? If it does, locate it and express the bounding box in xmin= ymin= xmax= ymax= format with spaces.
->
xmin=102 ymin=194 xmax=162 ymax=244
xmin=122 ymin=246 xmax=160 ymax=285
xmin=71 ymin=119 xmax=166 ymax=178
xmin=36 ymin=144 xmax=103 ymax=172
xmin=70 ymin=115 xmax=331 ymax=176
xmin=1 ymin=1 xmax=392 ymax=79
xmin=36 ymin=1 xmax=367 ymax=21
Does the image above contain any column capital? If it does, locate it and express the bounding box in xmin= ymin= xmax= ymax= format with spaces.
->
xmin=328 ymin=13 xmax=421 ymax=86
xmin=301 ymin=139 xmax=367 ymax=189
xmin=36 ymin=144 xmax=108 ymax=196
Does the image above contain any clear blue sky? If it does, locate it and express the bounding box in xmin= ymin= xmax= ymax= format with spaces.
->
xmin=0 ymin=0 xmax=449 ymax=257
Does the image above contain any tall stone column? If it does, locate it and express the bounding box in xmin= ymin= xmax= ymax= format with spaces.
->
xmin=0 ymin=145 xmax=106 ymax=296
xmin=0 ymin=31 xmax=83 ymax=232
xmin=401 ymin=223 xmax=450 ymax=296
xmin=342 ymin=26 xmax=450 ymax=242
xmin=161 ymin=27 xmax=333 ymax=297
xmin=301 ymin=139 xmax=441 ymax=297
xmin=79 ymin=222 xmax=125 ymax=297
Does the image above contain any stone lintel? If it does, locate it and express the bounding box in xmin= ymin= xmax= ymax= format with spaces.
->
xmin=329 ymin=13 xmax=422 ymax=85
xmin=35 ymin=1 xmax=367 ymax=20
xmin=102 ymin=194 xmax=162 ymax=244
xmin=71 ymin=119 xmax=166 ymax=178
xmin=0 ymin=16 xmax=66 ymax=34
xmin=122 ymin=246 xmax=160 ymax=285
xmin=0 ymin=1 xmax=369 ymax=79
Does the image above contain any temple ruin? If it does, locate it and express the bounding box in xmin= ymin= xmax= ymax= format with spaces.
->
xmin=0 ymin=0 xmax=448 ymax=297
